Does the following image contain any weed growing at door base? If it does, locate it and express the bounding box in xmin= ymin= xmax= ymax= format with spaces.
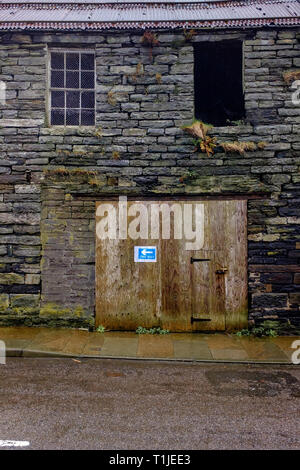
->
xmin=236 ymin=320 xmax=300 ymax=338
xmin=96 ymin=325 xmax=105 ymax=333
xmin=136 ymin=326 xmax=170 ymax=335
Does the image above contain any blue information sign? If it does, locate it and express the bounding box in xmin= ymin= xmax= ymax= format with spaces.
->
xmin=134 ymin=246 xmax=157 ymax=263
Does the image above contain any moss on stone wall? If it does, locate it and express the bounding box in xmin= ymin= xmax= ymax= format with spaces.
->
xmin=0 ymin=315 xmax=94 ymax=328
xmin=43 ymin=168 xmax=99 ymax=183
xmin=0 ymin=293 xmax=94 ymax=328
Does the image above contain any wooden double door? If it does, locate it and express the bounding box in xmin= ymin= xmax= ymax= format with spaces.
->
xmin=95 ymin=199 xmax=248 ymax=331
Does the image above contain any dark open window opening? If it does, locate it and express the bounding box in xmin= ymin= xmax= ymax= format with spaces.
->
xmin=194 ymin=41 xmax=245 ymax=126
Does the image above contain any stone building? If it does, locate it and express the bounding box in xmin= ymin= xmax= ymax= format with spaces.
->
xmin=0 ymin=0 xmax=299 ymax=330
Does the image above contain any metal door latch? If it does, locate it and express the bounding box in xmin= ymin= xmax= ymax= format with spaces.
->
xmin=215 ymin=267 xmax=228 ymax=274
xmin=190 ymin=257 xmax=210 ymax=264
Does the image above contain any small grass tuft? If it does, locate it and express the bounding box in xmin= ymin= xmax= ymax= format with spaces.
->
xmin=141 ymin=31 xmax=159 ymax=60
xmin=112 ymin=150 xmax=120 ymax=160
xmin=107 ymin=90 xmax=117 ymax=106
xmin=282 ymin=69 xmax=300 ymax=84
xmin=183 ymin=29 xmax=197 ymax=41
xmin=220 ymin=141 xmax=266 ymax=155
xmin=136 ymin=326 xmax=170 ymax=335
xmin=155 ymin=72 xmax=162 ymax=84
xmin=132 ymin=62 xmax=145 ymax=81
xmin=94 ymin=126 xmax=102 ymax=139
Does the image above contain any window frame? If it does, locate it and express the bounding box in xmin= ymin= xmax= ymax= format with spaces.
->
xmin=47 ymin=47 xmax=96 ymax=127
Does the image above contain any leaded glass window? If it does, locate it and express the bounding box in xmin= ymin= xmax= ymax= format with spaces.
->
xmin=50 ymin=51 xmax=95 ymax=126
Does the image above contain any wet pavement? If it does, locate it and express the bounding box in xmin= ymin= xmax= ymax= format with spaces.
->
xmin=0 ymin=327 xmax=299 ymax=363
xmin=0 ymin=358 xmax=299 ymax=449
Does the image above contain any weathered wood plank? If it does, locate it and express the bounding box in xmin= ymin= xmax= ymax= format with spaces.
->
xmin=224 ymin=200 xmax=248 ymax=330
xmin=160 ymin=213 xmax=192 ymax=331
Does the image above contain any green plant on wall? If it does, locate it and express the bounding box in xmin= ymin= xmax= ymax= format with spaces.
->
xmin=179 ymin=170 xmax=198 ymax=184
xmin=182 ymin=119 xmax=267 ymax=157
xmin=236 ymin=320 xmax=280 ymax=337
xmin=225 ymin=118 xmax=247 ymax=126
xmin=236 ymin=320 xmax=300 ymax=337
xmin=182 ymin=120 xmax=216 ymax=156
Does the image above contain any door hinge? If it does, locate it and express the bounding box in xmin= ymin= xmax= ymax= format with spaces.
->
xmin=190 ymin=257 xmax=210 ymax=264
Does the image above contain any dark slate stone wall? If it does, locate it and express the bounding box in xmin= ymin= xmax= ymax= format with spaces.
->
xmin=0 ymin=28 xmax=299 ymax=328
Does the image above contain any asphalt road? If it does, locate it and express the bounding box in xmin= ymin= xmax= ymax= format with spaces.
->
xmin=0 ymin=358 xmax=299 ymax=450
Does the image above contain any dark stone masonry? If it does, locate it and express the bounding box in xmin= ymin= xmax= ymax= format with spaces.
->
xmin=0 ymin=28 xmax=299 ymax=328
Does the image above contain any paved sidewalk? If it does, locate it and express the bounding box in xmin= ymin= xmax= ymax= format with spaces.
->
xmin=0 ymin=326 xmax=299 ymax=363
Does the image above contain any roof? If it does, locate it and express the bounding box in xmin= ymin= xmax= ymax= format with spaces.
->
xmin=0 ymin=0 xmax=299 ymax=31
